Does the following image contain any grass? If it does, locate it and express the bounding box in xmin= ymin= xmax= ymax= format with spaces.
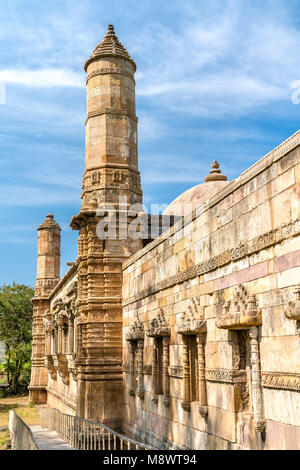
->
xmin=0 ymin=395 xmax=40 ymax=450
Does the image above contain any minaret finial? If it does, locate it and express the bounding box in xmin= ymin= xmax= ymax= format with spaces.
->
xmin=106 ymin=24 xmax=115 ymax=36
xmin=204 ymin=159 xmax=227 ymax=182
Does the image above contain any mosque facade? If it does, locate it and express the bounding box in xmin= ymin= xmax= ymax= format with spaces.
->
xmin=29 ymin=25 xmax=300 ymax=450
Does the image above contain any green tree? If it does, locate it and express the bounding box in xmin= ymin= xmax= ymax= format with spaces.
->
xmin=0 ymin=284 xmax=34 ymax=395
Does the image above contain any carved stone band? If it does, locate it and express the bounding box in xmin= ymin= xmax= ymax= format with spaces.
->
xmin=206 ymin=369 xmax=247 ymax=384
xmin=261 ymin=372 xmax=300 ymax=391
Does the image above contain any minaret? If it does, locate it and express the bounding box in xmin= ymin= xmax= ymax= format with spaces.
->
xmin=82 ymin=24 xmax=142 ymax=210
xmin=71 ymin=25 xmax=143 ymax=428
xmin=29 ymin=214 xmax=61 ymax=404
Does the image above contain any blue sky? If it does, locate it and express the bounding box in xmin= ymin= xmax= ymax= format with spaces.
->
xmin=0 ymin=0 xmax=299 ymax=287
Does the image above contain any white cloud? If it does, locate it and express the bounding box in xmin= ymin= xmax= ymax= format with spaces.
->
xmin=0 ymin=185 xmax=78 ymax=207
xmin=0 ymin=68 xmax=84 ymax=88
xmin=132 ymin=2 xmax=300 ymax=117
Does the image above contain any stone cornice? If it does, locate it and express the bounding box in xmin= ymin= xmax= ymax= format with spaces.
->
xmin=123 ymin=129 xmax=300 ymax=271
xmin=85 ymin=108 xmax=138 ymax=126
xmin=83 ymin=164 xmax=141 ymax=177
xmin=86 ymin=68 xmax=135 ymax=85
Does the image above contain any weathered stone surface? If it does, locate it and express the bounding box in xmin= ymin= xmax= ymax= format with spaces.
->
xmin=30 ymin=24 xmax=300 ymax=450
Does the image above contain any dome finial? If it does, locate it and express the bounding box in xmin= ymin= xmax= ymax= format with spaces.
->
xmin=205 ymin=159 xmax=227 ymax=182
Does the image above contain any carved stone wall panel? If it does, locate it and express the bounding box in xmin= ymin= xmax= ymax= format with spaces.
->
xmin=261 ymin=372 xmax=300 ymax=391
xmin=123 ymin=218 xmax=300 ymax=307
xmin=206 ymin=369 xmax=248 ymax=384
xmin=216 ymin=286 xmax=261 ymax=330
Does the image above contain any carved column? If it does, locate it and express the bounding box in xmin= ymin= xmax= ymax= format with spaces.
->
xmin=249 ymin=327 xmax=265 ymax=432
xmin=163 ymin=336 xmax=170 ymax=406
xmin=57 ymin=315 xmax=64 ymax=355
xmin=44 ymin=326 xmax=50 ymax=356
xmin=197 ymin=334 xmax=208 ymax=416
xmin=137 ymin=340 xmax=144 ymax=399
xmin=151 ymin=342 xmax=158 ymax=402
xmin=54 ymin=328 xmax=58 ymax=355
xmin=68 ymin=313 xmax=74 ymax=354
xmin=50 ymin=331 xmax=54 ymax=355
xmin=182 ymin=336 xmax=191 ymax=410
xmin=128 ymin=342 xmax=135 ymax=396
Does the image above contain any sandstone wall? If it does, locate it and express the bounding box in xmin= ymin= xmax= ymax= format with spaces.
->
xmin=122 ymin=131 xmax=300 ymax=450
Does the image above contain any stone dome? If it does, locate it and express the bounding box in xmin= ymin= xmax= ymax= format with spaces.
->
xmin=163 ymin=160 xmax=230 ymax=216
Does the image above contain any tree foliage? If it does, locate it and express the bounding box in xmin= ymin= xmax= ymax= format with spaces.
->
xmin=0 ymin=283 xmax=34 ymax=395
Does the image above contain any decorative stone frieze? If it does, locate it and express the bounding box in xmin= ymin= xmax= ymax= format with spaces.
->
xmin=216 ymin=286 xmax=261 ymax=330
xmin=123 ymin=218 xmax=300 ymax=307
xmin=261 ymin=372 xmax=300 ymax=391
xmin=168 ymin=366 xmax=183 ymax=379
xmin=205 ymin=369 xmax=247 ymax=384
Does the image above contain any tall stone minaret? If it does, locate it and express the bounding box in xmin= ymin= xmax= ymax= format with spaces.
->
xmin=29 ymin=214 xmax=61 ymax=404
xmin=71 ymin=25 xmax=143 ymax=428
xmin=81 ymin=23 xmax=142 ymax=211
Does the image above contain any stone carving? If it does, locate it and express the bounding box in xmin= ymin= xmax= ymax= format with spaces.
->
xmin=67 ymin=354 xmax=78 ymax=381
xmin=176 ymin=297 xmax=206 ymax=335
xmin=216 ymin=286 xmax=261 ymax=330
xmin=206 ymin=369 xmax=247 ymax=384
xmin=261 ymin=372 xmax=300 ymax=391
xmin=176 ymin=300 xmax=208 ymax=415
xmin=91 ymin=171 xmax=101 ymax=185
xmin=127 ymin=315 xmax=145 ymax=399
xmin=147 ymin=310 xmax=171 ymax=406
xmin=143 ymin=365 xmax=152 ymax=375
xmin=112 ymin=170 xmax=123 ymax=184
xmin=285 ymin=286 xmax=300 ymax=321
xmin=126 ymin=315 xmax=144 ymax=341
xmin=44 ymin=355 xmax=57 ymax=381
xmin=86 ymin=67 xmax=135 ymax=85
xmin=53 ymin=354 xmax=69 ymax=385
xmin=123 ymin=218 xmax=300 ymax=307
xmin=147 ymin=309 xmax=170 ymax=338
xmin=168 ymin=366 xmax=183 ymax=379
xmin=249 ymin=327 xmax=265 ymax=433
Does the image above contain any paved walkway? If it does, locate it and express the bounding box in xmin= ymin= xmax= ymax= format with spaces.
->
xmin=30 ymin=426 xmax=75 ymax=450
